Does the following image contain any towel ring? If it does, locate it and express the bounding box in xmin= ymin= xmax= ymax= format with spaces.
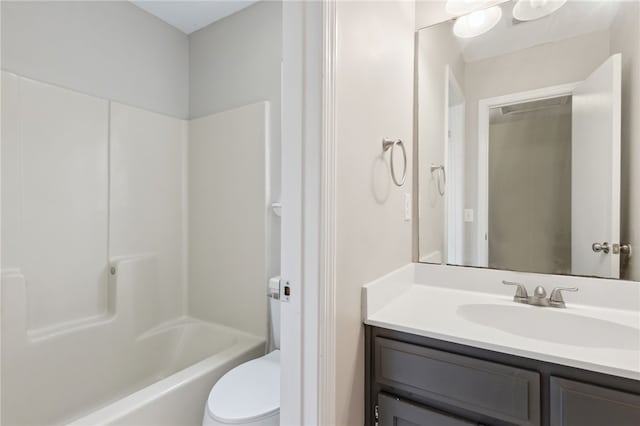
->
xmin=382 ymin=138 xmax=407 ymax=187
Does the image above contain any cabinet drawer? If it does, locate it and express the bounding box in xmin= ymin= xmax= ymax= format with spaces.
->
xmin=378 ymin=393 xmax=476 ymax=426
xmin=550 ymin=377 xmax=640 ymax=426
xmin=375 ymin=337 xmax=540 ymax=426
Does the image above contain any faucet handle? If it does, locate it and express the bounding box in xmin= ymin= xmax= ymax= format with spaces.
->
xmin=549 ymin=287 xmax=578 ymax=308
xmin=502 ymin=280 xmax=528 ymax=302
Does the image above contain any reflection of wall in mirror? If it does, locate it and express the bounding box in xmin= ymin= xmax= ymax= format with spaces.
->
xmin=417 ymin=21 xmax=465 ymax=263
xmin=610 ymin=0 xmax=640 ymax=281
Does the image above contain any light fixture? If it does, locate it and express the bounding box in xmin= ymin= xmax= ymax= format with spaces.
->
xmin=513 ymin=0 xmax=567 ymax=22
xmin=453 ymin=6 xmax=502 ymax=39
xmin=446 ymin=0 xmax=485 ymax=16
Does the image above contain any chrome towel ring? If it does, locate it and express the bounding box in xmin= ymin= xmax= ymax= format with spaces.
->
xmin=382 ymin=138 xmax=407 ymax=187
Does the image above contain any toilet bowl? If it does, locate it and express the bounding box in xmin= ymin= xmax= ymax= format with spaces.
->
xmin=203 ymin=277 xmax=281 ymax=426
xmin=203 ymin=350 xmax=280 ymax=426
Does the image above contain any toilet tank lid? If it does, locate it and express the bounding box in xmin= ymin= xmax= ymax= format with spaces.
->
xmin=207 ymin=350 xmax=280 ymax=424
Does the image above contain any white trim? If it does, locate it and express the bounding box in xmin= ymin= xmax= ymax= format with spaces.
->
xmin=281 ymin=2 xmax=304 ymax=424
xmin=282 ymin=2 xmax=330 ymax=424
xmin=444 ymin=66 xmax=465 ymax=265
xmin=302 ymin=1 xmax=324 ymax=424
xmin=476 ymin=82 xmax=579 ymax=267
xmin=318 ymin=1 xmax=337 ymax=425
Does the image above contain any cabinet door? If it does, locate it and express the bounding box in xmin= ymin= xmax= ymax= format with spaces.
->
xmin=550 ymin=377 xmax=640 ymax=426
xmin=378 ymin=393 xmax=477 ymax=426
xmin=375 ymin=337 xmax=540 ymax=425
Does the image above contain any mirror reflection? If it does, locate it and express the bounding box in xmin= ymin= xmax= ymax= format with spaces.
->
xmin=417 ymin=0 xmax=638 ymax=280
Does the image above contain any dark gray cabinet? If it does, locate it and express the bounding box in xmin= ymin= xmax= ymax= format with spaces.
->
xmin=550 ymin=377 xmax=640 ymax=426
xmin=366 ymin=326 xmax=640 ymax=426
xmin=376 ymin=338 xmax=540 ymax=425
xmin=378 ymin=393 xmax=476 ymax=426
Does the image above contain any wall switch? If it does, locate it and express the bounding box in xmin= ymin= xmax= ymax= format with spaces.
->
xmin=404 ymin=193 xmax=412 ymax=222
xmin=464 ymin=209 xmax=474 ymax=223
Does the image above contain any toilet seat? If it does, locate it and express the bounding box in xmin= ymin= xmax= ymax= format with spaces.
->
xmin=206 ymin=350 xmax=280 ymax=424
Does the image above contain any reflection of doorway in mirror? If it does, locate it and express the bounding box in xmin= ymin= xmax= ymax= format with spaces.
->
xmin=477 ymin=54 xmax=621 ymax=278
xmin=445 ymin=66 xmax=465 ymax=266
xmin=488 ymin=96 xmax=572 ymax=276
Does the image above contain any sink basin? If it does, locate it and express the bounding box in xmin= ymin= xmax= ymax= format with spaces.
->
xmin=456 ymin=304 xmax=640 ymax=350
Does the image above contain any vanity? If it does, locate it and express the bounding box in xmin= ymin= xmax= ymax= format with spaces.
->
xmin=362 ymin=264 xmax=640 ymax=426
xmin=372 ymin=0 xmax=640 ymax=424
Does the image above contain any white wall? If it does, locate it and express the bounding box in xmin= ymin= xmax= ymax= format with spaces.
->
xmin=1 ymin=72 xmax=109 ymax=329
xmin=1 ymin=1 xmax=189 ymax=118
xmin=462 ymin=31 xmax=611 ymax=263
xmin=189 ymin=0 xmax=282 ymax=282
xmin=188 ymin=102 xmax=269 ymax=338
xmin=334 ymin=1 xmax=415 ymax=425
xmin=417 ymin=21 xmax=465 ymax=262
xmin=610 ymin=1 xmax=640 ymax=281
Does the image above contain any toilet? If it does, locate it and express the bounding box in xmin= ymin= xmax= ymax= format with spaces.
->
xmin=203 ymin=278 xmax=281 ymax=426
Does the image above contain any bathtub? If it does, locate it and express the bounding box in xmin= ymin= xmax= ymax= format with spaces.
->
xmin=2 ymin=259 xmax=265 ymax=426
xmin=66 ymin=318 xmax=265 ymax=426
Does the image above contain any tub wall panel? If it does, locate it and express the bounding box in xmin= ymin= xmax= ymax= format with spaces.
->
xmin=110 ymin=102 xmax=188 ymax=325
xmin=188 ymin=102 xmax=269 ymax=338
xmin=1 ymin=72 xmax=109 ymax=329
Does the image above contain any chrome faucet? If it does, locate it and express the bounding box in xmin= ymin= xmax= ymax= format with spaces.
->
xmin=502 ymin=281 xmax=578 ymax=308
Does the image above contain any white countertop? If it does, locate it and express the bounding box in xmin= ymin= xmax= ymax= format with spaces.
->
xmin=363 ymin=263 xmax=640 ymax=381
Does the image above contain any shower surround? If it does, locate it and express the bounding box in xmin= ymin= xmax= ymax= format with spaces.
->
xmin=1 ymin=72 xmax=270 ymax=425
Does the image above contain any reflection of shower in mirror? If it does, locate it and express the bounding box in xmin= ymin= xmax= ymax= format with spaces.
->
xmin=430 ymin=164 xmax=446 ymax=196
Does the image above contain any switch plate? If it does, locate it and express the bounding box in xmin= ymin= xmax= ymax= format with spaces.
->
xmin=464 ymin=209 xmax=474 ymax=223
xmin=404 ymin=193 xmax=411 ymax=222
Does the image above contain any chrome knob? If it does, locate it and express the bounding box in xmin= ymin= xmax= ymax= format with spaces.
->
xmin=533 ymin=285 xmax=547 ymax=299
xmin=592 ymin=242 xmax=610 ymax=254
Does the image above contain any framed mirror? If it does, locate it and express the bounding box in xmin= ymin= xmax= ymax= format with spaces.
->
xmin=417 ymin=0 xmax=638 ymax=280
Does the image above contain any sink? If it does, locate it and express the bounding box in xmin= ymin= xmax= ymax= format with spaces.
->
xmin=456 ymin=304 xmax=640 ymax=351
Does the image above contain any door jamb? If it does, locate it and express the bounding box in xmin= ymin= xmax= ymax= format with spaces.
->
xmin=476 ymin=81 xmax=578 ymax=267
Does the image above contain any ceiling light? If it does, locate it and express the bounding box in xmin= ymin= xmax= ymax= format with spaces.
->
xmin=513 ymin=0 xmax=567 ymax=21
xmin=453 ymin=6 xmax=502 ymax=38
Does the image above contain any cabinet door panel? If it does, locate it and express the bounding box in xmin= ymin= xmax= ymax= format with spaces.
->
xmin=375 ymin=337 xmax=540 ymax=425
xmin=378 ymin=393 xmax=476 ymax=426
xmin=550 ymin=377 xmax=640 ymax=426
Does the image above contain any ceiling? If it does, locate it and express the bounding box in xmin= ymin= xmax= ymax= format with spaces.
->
xmin=130 ymin=0 xmax=259 ymax=34
xmin=457 ymin=0 xmax=621 ymax=62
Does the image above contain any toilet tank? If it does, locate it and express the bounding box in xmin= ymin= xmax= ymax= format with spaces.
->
xmin=268 ymin=277 xmax=281 ymax=349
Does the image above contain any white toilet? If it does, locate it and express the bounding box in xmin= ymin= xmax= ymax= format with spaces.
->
xmin=203 ymin=278 xmax=281 ymax=426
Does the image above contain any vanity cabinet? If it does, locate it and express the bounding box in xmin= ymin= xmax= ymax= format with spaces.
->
xmin=365 ymin=326 xmax=640 ymax=426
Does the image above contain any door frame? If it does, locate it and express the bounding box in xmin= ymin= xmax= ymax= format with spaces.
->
xmin=444 ymin=66 xmax=465 ymax=265
xmin=281 ymin=1 xmax=336 ymax=424
xmin=476 ymin=81 xmax=579 ymax=267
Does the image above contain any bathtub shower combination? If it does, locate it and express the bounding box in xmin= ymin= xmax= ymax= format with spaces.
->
xmin=1 ymin=72 xmax=274 ymax=425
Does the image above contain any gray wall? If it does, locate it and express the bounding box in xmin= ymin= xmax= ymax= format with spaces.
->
xmin=610 ymin=1 xmax=640 ymax=281
xmin=334 ymin=1 xmax=415 ymax=424
xmin=189 ymin=0 xmax=282 ymax=281
xmin=1 ymin=1 xmax=189 ymax=118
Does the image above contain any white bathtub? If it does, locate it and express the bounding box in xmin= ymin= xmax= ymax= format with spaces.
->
xmin=2 ymin=258 xmax=265 ymax=426
xmin=66 ymin=319 xmax=265 ymax=426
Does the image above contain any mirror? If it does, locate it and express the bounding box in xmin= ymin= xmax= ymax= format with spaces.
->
xmin=417 ymin=0 xmax=638 ymax=280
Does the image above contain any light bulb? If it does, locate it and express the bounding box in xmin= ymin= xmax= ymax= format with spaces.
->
xmin=513 ymin=0 xmax=566 ymax=21
xmin=453 ymin=6 xmax=502 ymax=38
